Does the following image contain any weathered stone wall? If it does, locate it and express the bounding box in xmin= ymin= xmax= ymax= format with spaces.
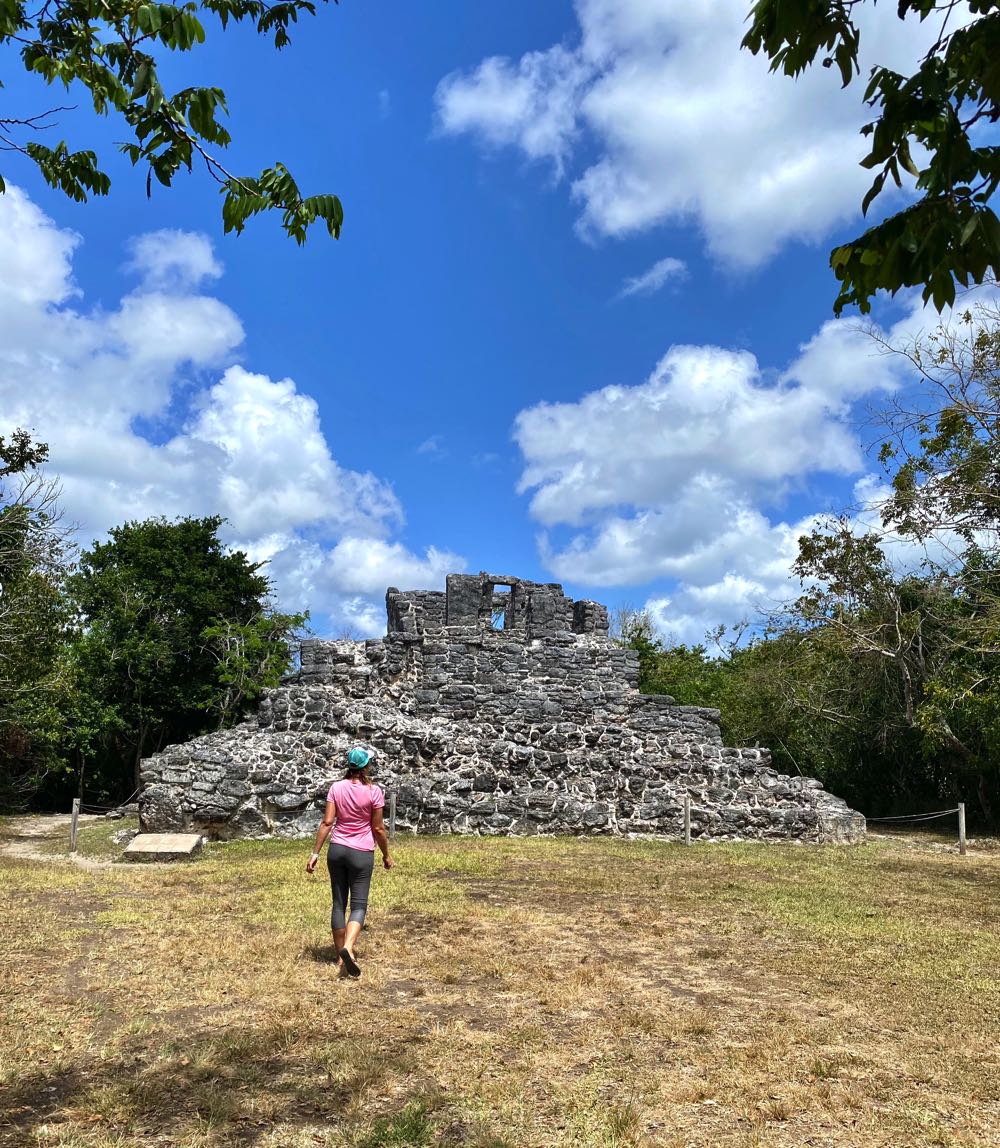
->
xmin=139 ymin=573 xmax=865 ymax=844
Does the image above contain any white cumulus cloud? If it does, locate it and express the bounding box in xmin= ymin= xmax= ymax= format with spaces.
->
xmin=435 ymin=0 xmax=949 ymax=266
xmin=126 ymin=229 xmax=223 ymax=291
xmin=0 ymin=186 xmax=80 ymax=306
xmin=0 ymin=186 xmax=465 ymax=636
xmin=513 ymin=302 xmax=930 ymax=643
xmin=436 ymin=45 xmax=590 ymax=174
xmin=516 ymin=322 xmax=898 ymax=534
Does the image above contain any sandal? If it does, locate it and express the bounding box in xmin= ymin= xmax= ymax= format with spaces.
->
xmin=339 ymin=948 xmax=361 ymax=978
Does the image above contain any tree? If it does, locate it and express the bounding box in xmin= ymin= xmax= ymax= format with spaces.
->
xmin=201 ymin=612 xmax=308 ymax=728
xmin=0 ymin=430 xmax=75 ymax=809
xmin=613 ymin=607 xmax=869 ymax=797
xmin=610 ymin=585 xmax=981 ymax=817
xmin=69 ymin=515 xmax=306 ymax=792
xmin=610 ymin=606 xmax=668 ymax=693
xmin=1 ymin=428 xmax=49 ymax=475
xmin=743 ymin=1 xmax=1000 ymax=314
xmin=1 ymin=0 xmax=343 ymax=242
xmin=870 ymin=297 xmax=1000 ymax=815
xmin=874 ymin=292 xmax=1000 ymax=543
xmin=784 ymin=519 xmax=1000 ymax=819
xmin=738 ymin=303 xmax=1000 ymax=822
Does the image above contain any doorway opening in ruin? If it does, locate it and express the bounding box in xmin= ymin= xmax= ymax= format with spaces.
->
xmin=490 ymin=584 xmax=512 ymax=630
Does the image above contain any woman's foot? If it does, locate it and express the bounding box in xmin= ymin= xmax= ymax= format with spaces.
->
xmin=339 ymin=948 xmax=361 ymax=978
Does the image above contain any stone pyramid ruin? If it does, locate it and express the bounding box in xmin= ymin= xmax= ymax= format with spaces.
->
xmin=138 ymin=572 xmax=866 ymax=843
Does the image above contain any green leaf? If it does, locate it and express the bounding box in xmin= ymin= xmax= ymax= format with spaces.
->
xmin=6 ymin=0 xmax=343 ymax=244
xmin=136 ymin=4 xmax=162 ymax=34
xmin=862 ymin=170 xmax=886 ymax=216
xmin=982 ymin=207 xmax=1000 ymax=254
xmin=132 ymin=61 xmax=153 ymax=99
xmin=897 ymin=138 xmax=921 ymax=178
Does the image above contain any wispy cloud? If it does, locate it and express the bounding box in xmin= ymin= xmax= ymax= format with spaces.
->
xmin=417 ymin=434 xmax=445 ymax=455
xmin=618 ymin=256 xmax=687 ymax=299
xmin=378 ymin=89 xmax=391 ymax=119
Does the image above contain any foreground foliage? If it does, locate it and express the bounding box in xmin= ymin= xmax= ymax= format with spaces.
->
xmin=0 ymin=827 xmax=997 ymax=1147
xmin=1 ymin=0 xmax=343 ymax=241
xmin=743 ymin=0 xmax=1000 ymax=314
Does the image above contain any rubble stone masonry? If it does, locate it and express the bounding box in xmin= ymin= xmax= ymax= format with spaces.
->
xmin=139 ymin=573 xmax=866 ymax=844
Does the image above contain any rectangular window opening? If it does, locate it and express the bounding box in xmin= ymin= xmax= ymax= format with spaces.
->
xmin=490 ymin=584 xmax=513 ymax=631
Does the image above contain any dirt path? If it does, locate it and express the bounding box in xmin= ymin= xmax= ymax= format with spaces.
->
xmin=0 ymin=813 xmax=112 ymax=869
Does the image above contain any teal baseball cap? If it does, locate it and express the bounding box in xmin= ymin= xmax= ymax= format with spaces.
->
xmin=346 ymin=747 xmax=370 ymax=769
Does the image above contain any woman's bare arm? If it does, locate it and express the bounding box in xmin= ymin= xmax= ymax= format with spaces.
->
xmin=372 ymin=807 xmax=394 ymax=869
xmin=306 ymin=800 xmax=336 ymax=873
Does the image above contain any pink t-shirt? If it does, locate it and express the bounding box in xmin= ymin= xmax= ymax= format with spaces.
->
xmin=327 ymin=778 xmax=385 ymax=851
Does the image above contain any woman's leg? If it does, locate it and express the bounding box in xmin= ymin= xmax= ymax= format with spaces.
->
xmin=343 ymin=918 xmax=363 ymax=955
xmin=327 ymin=845 xmax=350 ymax=960
xmin=341 ymin=848 xmax=375 ymax=966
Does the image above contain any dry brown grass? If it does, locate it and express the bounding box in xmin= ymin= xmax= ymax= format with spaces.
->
xmin=1 ymin=821 xmax=999 ymax=1147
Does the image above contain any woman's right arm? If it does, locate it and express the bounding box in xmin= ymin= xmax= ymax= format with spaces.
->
xmin=306 ymin=800 xmax=336 ymax=873
xmin=372 ymin=807 xmax=394 ymax=869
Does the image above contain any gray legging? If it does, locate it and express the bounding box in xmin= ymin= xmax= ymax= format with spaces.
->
xmin=327 ymin=842 xmax=375 ymax=930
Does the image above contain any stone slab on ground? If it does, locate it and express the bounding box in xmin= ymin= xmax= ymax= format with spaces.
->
xmin=124 ymin=833 xmax=203 ymax=862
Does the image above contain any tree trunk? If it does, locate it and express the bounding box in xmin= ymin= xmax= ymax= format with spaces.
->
xmin=133 ymin=723 xmax=146 ymax=792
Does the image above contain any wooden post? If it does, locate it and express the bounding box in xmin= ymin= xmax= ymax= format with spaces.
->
xmin=684 ymin=794 xmax=691 ymax=846
xmin=389 ymin=790 xmax=397 ymax=840
xmin=69 ymin=798 xmax=80 ymax=853
xmin=958 ymin=802 xmax=967 ymax=856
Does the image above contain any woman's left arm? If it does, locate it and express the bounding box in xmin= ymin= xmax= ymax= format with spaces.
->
xmin=306 ymin=800 xmax=336 ymax=873
xmin=371 ymin=807 xmax=393 ymax=869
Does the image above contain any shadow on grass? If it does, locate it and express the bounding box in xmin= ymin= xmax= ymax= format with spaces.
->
xmin=0 ymin=1022 xmax=451 ymax=1147
xmin=302 ymin=941 xmax=341 ymax=964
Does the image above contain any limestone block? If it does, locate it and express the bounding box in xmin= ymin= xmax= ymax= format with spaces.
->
xmin=124 ymin=833 xmax=203 ymax=862
xmin=219 ymin=780 xmax=251 ymax=797
xmin=138 ymin=785 xmax=187 ymax=833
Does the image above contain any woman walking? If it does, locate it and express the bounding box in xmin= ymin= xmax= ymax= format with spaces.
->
xmin=306 ymin=747 xmax=394 ymax=977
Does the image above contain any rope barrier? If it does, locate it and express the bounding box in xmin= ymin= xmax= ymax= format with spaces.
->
xmin=866 ymin=807 xmax=959 ymax=823
xmin=78 ymin=788 xmax=140 ymax=815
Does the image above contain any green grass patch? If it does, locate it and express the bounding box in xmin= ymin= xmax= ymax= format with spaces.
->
xmin=72 ymin=816 xmax=140 ymax=861
xmin=354 ymin=1101 xmax=435 ymax=1147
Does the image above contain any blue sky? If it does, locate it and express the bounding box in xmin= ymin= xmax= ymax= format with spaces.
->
xmin=0 ymin=0 xmax=967 ymax=640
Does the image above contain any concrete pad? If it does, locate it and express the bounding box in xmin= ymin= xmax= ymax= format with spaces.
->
xmin=123 ymin=833 xmax=203 ymax=862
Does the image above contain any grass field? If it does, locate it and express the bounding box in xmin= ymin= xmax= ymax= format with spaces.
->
xmin=1 ymin=820 xmax=998 ymax=1148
